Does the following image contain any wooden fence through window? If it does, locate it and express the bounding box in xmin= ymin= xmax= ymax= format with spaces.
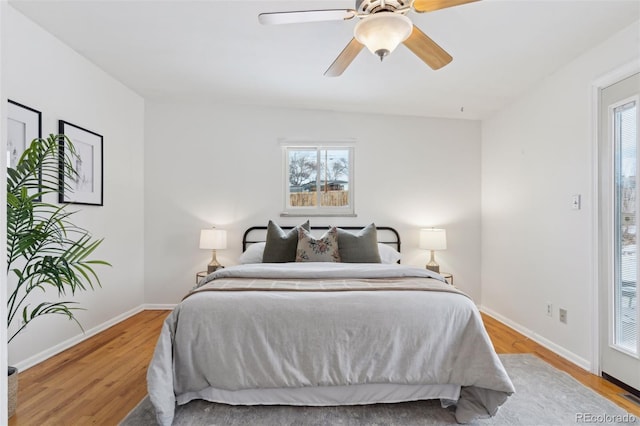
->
xmin=290 ymin=191 xmax=349 ymax=207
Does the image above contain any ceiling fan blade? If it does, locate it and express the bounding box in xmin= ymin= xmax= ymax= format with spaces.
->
xmin=324 ymin=38 xmax=365 ymax=77
xmin=258 ymin=9 xmax=356 ymax=25
xmin=403 ymin=25 xmax=452 ymax=70
xmin=413 ymin=0 xmax=480 ymax=13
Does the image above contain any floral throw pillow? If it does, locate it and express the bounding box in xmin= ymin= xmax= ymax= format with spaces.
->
xmin=296 ymin=227 xmax=341 ymax=262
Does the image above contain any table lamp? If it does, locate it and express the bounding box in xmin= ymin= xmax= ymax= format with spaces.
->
xmin=419 ymin=228 xmax=447 ymax=273
xmin=200 ymin=228 xmax=227 ymax=273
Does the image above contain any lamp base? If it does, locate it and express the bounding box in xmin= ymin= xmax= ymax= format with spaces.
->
xmin=426 ymin=250 xmax=440 ymax=273
xmin=207 ymin=250 xmax=224 ymax=273
xmin=426 ymin=262 xmax=440 ymax=273
xmin=207 ymin=263 xmax=223 ymax=274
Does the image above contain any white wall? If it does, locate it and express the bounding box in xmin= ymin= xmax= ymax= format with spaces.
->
xmin=5 ymin=6 xmax=145 ymax=368
xmin=144 ymin=102 xmax=481 ymax=304
xmin=481 ymin=21 xmax=640 ymax=369
xmin=1 ymin=1 xmax=9 ymax=419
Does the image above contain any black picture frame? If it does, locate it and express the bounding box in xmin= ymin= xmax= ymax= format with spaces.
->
xmin=58 ymin=120 xmax=104 ymax=206
xmin=8 ymin=100 xmax=42 ymax=201
xmin=7 ymin=100 xmax=42 ymax=167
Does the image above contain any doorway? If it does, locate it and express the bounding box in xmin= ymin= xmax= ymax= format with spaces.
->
xmin=599 ymin=72 xmax=640 ymax=394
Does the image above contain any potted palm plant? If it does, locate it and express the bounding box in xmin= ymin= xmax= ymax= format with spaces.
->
xmin=6 ymin=135 xmax=109 ymax=417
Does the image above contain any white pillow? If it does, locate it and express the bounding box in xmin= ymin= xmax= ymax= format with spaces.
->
xmin=239 ymin=242 xmax=266 ymax=264
xmin=378 ymin=243 xmax=401 ymax=264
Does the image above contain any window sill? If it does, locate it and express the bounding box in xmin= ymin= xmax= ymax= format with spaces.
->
xmin=280 ymin=212 xmax=358 ymax=218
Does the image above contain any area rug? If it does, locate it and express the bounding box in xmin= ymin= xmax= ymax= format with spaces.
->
xmin=120 ymin=354 xmax=637 ymax=425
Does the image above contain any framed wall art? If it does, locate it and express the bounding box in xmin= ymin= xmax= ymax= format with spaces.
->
xmin=58 ymin=120 xmax=104 ymax=206
xmin=7 ymin=100 xmax=41 ymax=169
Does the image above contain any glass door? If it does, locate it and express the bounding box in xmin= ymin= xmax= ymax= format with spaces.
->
xmin=600 ymin=72 xmax=640 ymax=392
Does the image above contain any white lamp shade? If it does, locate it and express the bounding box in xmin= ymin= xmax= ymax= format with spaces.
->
xmin=200 ymin=229 xmax=227 ymax=250
xmin=419 ymin=228 xmax=447 ymax=250
xmin=354 ymin=12 xmax=412 ymax=57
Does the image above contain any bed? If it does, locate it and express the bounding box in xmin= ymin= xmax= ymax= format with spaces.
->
xmin=147 ymin=223 xmax=514 ymax=425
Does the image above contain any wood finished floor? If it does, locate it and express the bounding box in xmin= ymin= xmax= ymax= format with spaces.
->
xmin=8 ymin=310 xmax=640 ymax=425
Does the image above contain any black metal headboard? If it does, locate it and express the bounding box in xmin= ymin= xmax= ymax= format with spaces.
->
xmin=242 ymin=226 xmax=401 ymax=253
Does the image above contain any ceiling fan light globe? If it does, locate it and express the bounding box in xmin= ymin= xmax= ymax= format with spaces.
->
xmin=354 ymin=12 xmax=412 ymax=59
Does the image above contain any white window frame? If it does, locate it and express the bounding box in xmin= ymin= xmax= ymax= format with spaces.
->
xmin=280 ymin=140 xmax=355 ymax=217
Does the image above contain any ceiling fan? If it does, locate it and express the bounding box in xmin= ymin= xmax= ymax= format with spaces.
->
xmin=258 ymin=0 xmax=480 ymax=77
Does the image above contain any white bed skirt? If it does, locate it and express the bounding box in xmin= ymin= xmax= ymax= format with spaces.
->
xmin=176 ymin=383 xmax=461 ymax=407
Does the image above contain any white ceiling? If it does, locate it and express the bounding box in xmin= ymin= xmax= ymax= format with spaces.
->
xmin=8 ymin=0 xmax=640 ymax=120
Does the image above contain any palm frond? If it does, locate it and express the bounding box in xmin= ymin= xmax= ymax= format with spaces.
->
xmin=7 ymin=135 xmax=109 ymax=342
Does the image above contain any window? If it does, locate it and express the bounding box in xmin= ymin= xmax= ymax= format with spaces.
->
xmin=613 ymin=99 xmax=638 ymax=354
xmin=282 ymin=143 xmax=354 ymax=216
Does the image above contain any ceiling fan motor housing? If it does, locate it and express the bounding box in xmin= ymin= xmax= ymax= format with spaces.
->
xmin=356 ymin=0 xmax=411 ymax=15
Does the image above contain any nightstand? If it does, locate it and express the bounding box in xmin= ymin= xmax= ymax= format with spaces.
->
xmin=441 ymin=272 xmax=453 ymax=285
xmin=196 ymin=271 xmax=207 ymax=284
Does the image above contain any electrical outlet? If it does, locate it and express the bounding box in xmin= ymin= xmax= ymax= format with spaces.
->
xmin=546 ymin=302 xmax=553 ymax=317
xmin=559 ymin=308 xmax=567 ymax=324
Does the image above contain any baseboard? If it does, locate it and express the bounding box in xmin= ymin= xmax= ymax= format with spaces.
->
xmin=142 ymin=303 xmax=176 ymax=310
xmin=13 ymin=305 xmax=145 ymax=372
xmin=480 ymin=305 xmax=592 ymax=371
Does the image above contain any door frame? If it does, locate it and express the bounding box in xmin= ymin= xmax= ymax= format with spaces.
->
xmin=591 ymin=60 xmax=640 ymax=374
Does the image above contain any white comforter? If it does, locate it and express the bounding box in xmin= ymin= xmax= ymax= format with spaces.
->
xmin=147 ymin=263 xmax=514 ymax=425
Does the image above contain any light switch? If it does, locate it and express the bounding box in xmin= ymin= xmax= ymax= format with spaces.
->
xmin=571 ymin=194 xmax=581 ymax=210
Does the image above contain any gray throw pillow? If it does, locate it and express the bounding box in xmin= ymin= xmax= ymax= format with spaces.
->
xmin=337 ymin=223 xmax=381 ymax=263
xmin=263 ymin=220 xmax=310 ymax=263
